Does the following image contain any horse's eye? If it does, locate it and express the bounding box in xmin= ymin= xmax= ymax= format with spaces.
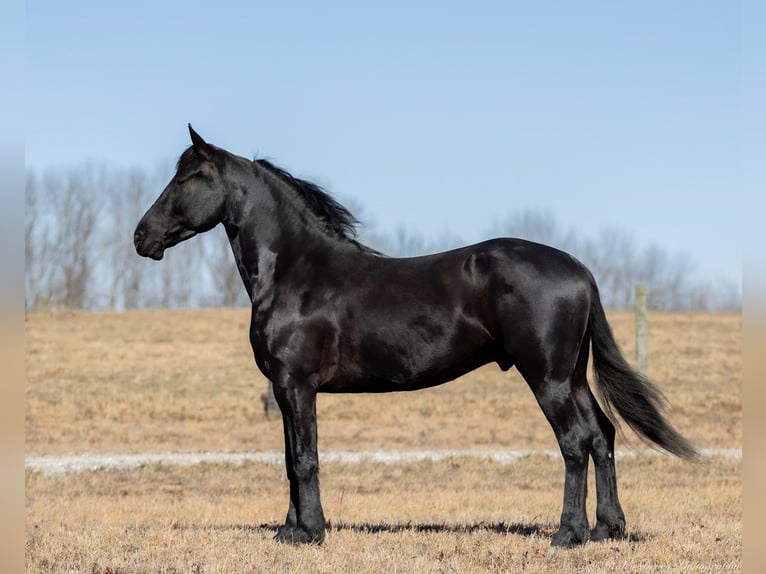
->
xmin=176 ymin=171 xmax=202 ymax=184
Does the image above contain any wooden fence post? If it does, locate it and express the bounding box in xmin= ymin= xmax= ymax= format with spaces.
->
xmin=635 ymin=284 xmax=648 ymax=374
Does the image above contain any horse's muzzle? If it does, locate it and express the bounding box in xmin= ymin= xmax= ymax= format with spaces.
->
xmin=134 ymin=228 xmax=164 ymax=260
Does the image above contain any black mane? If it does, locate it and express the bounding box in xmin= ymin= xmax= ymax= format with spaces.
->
xmin=255 ymin=159 xmax=361 ymax=242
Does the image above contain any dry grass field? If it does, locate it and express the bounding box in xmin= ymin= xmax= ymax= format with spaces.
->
xmin=25 ymin=309 xmax=741 ymax=573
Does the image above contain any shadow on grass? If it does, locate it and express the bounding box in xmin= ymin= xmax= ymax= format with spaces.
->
xmin=327 ymin=520 xmax=545 ymax=537
xmin=174 ymin=521 xmax=648 ymax=543
xmin=173 ymin=520 xmax=543 ymax=537
xmin=328 ymin=521 xmax=648 ymax=543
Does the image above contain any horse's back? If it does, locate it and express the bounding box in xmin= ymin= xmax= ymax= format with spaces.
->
xmin=430 ymin=237 xmax=594 ymax=316
xmin=336 ymin=236 xmax=594 ymax=340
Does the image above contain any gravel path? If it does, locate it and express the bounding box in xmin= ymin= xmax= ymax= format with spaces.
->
xmin=25 ymin=448 xmax=741 ymax=476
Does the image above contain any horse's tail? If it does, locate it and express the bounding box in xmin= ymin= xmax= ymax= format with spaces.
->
xmin=588 ymin=278 xmax=699 ymax=460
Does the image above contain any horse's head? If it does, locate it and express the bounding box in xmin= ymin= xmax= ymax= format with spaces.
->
xmin=134 ymin=125 xmax=227 ymax=260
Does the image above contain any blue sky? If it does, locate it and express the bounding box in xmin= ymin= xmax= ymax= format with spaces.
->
xmin=26 ymin=1 xmax=748 ymax=289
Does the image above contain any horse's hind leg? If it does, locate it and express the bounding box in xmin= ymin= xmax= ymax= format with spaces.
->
xmin=520 ymin=346 xmax=626 ymax=546
xmin=566 ymin=333 xmax=625 ymax=542
xmin=513 ymin=319 xmax=601 ymax=546
xmin=536 ymin=379 xmax=592 ymax=547
xmin=516 ymin=357 xmax=591 ymax=547
xmin=583 ymin=387 xmax=626 ymax=541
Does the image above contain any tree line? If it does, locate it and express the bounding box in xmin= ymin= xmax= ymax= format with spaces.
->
xmin=25 ymin=163 xmax=741 ymax=312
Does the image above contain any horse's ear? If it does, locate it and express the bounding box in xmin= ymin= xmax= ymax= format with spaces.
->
xmin=188 ymin=124 xmax=212 ymax=158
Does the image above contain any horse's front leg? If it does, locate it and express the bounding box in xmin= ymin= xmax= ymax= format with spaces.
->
xmin=272 ymin=374 xmax=325 ymax=544
xmin=279 ymin=415 xmax=299 ymax=532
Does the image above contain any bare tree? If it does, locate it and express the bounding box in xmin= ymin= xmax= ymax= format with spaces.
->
xmin=487 ymin=210 xmax=739 ymax=311
xmin=637 ymin=246 xmax=695 ymax=310
xmin=24 ymin=163 xmax=741 ymax=312
xmin=580 ymin=228 xmax=639 ymax=309
xmin=25 ymin=173 xmax=40 ymax=310
xmin=60 ymin=168 xmax=101 ymax=308
xmin=25 ymin=167 xmax=100 ymax=309
xmin=489 ymin=209 xmax=575 ymax=249
xmin=103 ymin=168 xmax=156 ymax=309
xmin=388 ymin=225 xmax=427 ymax=256
xmin=204 ymin=226 xmax=248 ymax=307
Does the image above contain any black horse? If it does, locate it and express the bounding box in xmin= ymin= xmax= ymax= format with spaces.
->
xmin=134 ymin=126 xmax=697 ymax=547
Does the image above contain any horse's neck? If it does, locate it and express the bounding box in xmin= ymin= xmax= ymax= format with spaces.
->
xmin=222 ymin=174 xmax=331 ymax=304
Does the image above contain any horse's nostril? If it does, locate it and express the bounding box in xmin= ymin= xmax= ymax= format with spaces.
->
xmin=134 ymin=229 xmax=144 ymax=246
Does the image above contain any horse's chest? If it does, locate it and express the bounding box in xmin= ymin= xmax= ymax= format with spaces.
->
xmin=249 ymin=303 xmax=341 ymax=381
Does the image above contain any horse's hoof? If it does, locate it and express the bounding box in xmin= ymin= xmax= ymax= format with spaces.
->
xmin=274 ymin=524 xmax=324 ymax=545
xmin=551 ymin=526 xmax=587 ymax=548
xmin=590 ymin=520 xmax=626 ymax=542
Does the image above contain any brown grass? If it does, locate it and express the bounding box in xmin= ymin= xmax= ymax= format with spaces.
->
xmin=25 ymin=309 xmax=742 ymax=572
xmin=26 ymin=457 xmax=740 ymax=573
xmin=25 ymin=309 xmax=741 ymax=454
